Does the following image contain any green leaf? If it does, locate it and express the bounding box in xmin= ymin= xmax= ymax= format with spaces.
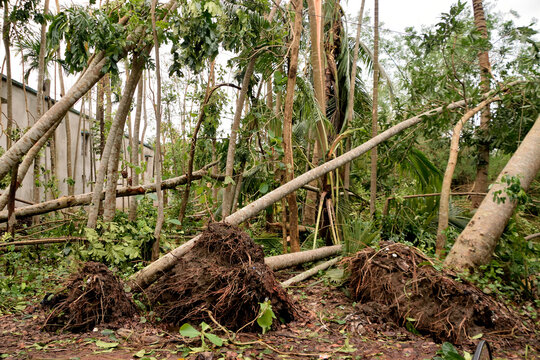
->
xmin=224 ymin=176 xmax=235 ymax=185
xmin=134 ymin=349 xmax=147 ymax=358
xmin=471 ymin=333 xmax=483 ymax=340
xmin=179 ymin=323 xmax=200 ymax=338
xmin=204 ymin=333 xmax=224 ymax=347
xmin=95 ymin=340 xmax=119 ymax=349
xmin=259 ymin=182 xmax=269 ymax=194
xmin=167 ymin=219 xmax=182 ymax=226
xmin=256 ymin=301 xmax=276 ymax=334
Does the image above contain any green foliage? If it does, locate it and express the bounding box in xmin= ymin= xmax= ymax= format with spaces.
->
xmin=47 ymin=6 xmax=127 ymax=74
xmin=432 ymin=342 xmax=471 ymax=360
xmin=179 ymin=322 xmax=226 ymax=350
xmin=491 ymin=175 xmax=529 ymax=206
xmin=256 ymin=300 xmax=276 ymax=334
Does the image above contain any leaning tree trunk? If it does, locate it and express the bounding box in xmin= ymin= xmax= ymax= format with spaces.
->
xmin=87 ymin=56 xmax=145 ymax=228
xmin=444 ymin=115 xmax=540 ymax=271
xmin=281 ymin=0 xmax=303 ymax=252
xmin=436 ymin=97 xmax=499 ymax=255
xmin=369 ymin=0 xmax=380 ymax=216
xmin=222 ymin=1 xmax=282 ymax=218
xmin=470 ymin=0 xmax=493 ymax=208
xmin=129 ymin=95 xmax=479 ymax=290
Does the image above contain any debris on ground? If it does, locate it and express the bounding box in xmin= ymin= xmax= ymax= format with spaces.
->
xmin=42 ymin=261 xmax=137 ymax=332
xmin=147 ymin=223 xmax=298 ymax=330
xmin=347 ymin=242 xmax=534 ymax=344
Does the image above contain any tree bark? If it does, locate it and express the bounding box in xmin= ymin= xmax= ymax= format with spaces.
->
xmin=129 ymin=97 xmax=474 ymax=290
xmin=281 ymin=257 xmax=341 ymax=287
xmin=87 ymin=55 xmax=145 ymax=228
xmin=304 ymin=0 xmax=327 ymax=226
xmin=470 ymin=0 xmax=493 ymax=208
xmin=444 ymin=115 xmax=540 ymax=271
xmin=151 ymin=0 xmax=164 ymax=261
xmin=370 ymin=0 xmax=380 ymax=216
xmin=128 ymin=77 xmax=144 ymax=221
xmin=282 ymin=0 xmax=303 ymax=252
xmin=436 ymin=97 xmax=499 ymax=255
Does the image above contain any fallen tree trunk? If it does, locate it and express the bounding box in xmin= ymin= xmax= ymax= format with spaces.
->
xmin=0 ymin=164 xmax=220 ymax=222
xmin=265 ymin=245 xmax=342 ymax=270
xmin=129 ymin=87 xmax=523 ymax=290
xmin=444 ymin=115 xmax=540 ymax=270
xmin=280 ymin=257 xmax=341 ymax=288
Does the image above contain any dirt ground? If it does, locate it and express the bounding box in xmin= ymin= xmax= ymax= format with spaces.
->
xmin=0 ymin=269 xmax=536 ymax=360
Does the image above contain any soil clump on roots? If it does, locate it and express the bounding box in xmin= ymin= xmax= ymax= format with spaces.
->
xmin=147 ymin=223 xmax=298 ymax=330
xmin=348 ymin=242 xmax=534 ymax=345
xmin=42 ymin=262 xmax=137 ymax=332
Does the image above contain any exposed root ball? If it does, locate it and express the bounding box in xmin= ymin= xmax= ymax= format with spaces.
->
xmin=348 ymin=242 xmax=530 ymax=344
xmin=148 ymin=223 xmax=297 ymax=330
xmin=43 ymin=262 xmax=136 ymax=332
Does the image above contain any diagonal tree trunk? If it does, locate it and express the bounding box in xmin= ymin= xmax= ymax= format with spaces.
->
xmin=87 ymin=55 xmax=145 ymax=228
xmin=282 ymin=0 xmax=303 ymax=252
xmin=435 ymin=97 xmax=500 ymax=256
xmin=445 ymin=115 xmax=540 ymax=270
xmin=470 ymin=0 xmax=493 ymax=208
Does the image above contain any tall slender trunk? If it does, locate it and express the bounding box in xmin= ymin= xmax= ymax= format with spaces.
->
xmin=3 ymin=0 xmax=13 ymax=150
xmin=343 ymin=0 xmax=366 ymax=197
xmin=436 ymin=98 xmax=499 ymax=256
xmin=304 ymin=0 xmax=328 ymax=226
xmin=470 ymin=0 xmax=492 ymax=208
xmin=282 ymin=0 xmax=303 ymax=252
xmin=369 ymin=0 xmax=380 ymax=216
xmin=87 ymin=55 xmax=145 ymax=228
xmin=445 ymin=115 xmax=540 ymax=270
xmin=128 ymin=77 xmax=144 ymax=221
xmin=96 ymin=77 xmax=105 ymax=158
xmin=151 ymin=0 xmax=164 ymax=260
xmin=178 ymin=62 xmax=215 ymax=224
xmin=222 ymin=1 xmax=281 ymax=218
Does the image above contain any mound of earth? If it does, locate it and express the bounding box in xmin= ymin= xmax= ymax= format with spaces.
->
xmin=348 ymin=242 xmax=533 ymax=344
xmin=147 ymin=223 xmax=298 ymax=330
xmin=42 ymin=262 xmax=137 ymax=332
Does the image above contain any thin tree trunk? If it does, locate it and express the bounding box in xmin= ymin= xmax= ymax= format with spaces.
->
xmin=436 ymin=97 xmax=499 ymax=256
xmin=128 ymin=77 xmax=144 ymax=221
xmin=444 ymin=115 xmax=540 ymax=270
xmin=470 ymin=0 xmax=493 ymax=208
xmin=6 ymin=161 xmax=19 ymax=236
xmin=282 ymin=0 xmax=303 ymax=252
xmin=96 ymin=77 xmax=105 ymax=158
xmin=102 ymin=125 xmax=124 ymax=221
xmin=231 ymin=160 xmax=246 ymax=214
xmin=369 ymin=0 xmax=380 ymax=216
xmin=343 ymin=0 xmax=366 ymax=197
xmin=3 ymin=0 xmax=13 ymax=150
xmin=129 ymin=95 xmax=477 ymax=290
xmin=222 ymin=2 xmax=281 ymax=218
xmin=304 ymin=0 xmax=328 ymax=226
xmin=87 ymin=55 xmax=145 ymax=228
xmin=151 ymin=0 xmax=164 ymax=261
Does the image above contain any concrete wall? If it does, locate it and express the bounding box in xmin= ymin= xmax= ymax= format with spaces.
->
xmin=0 ymin=76 xmax=154 ymax=210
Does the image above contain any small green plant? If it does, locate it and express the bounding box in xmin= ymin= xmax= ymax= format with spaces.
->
xmin=432 ymin=342 xmax=472 ymax=360
xmin=256 ymin=300 xmax=276 ymax=334
xmin=491 ymin=175 xmax=529 ymax=206
xmin=179 ymin=322 xmax=226 ymax=351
